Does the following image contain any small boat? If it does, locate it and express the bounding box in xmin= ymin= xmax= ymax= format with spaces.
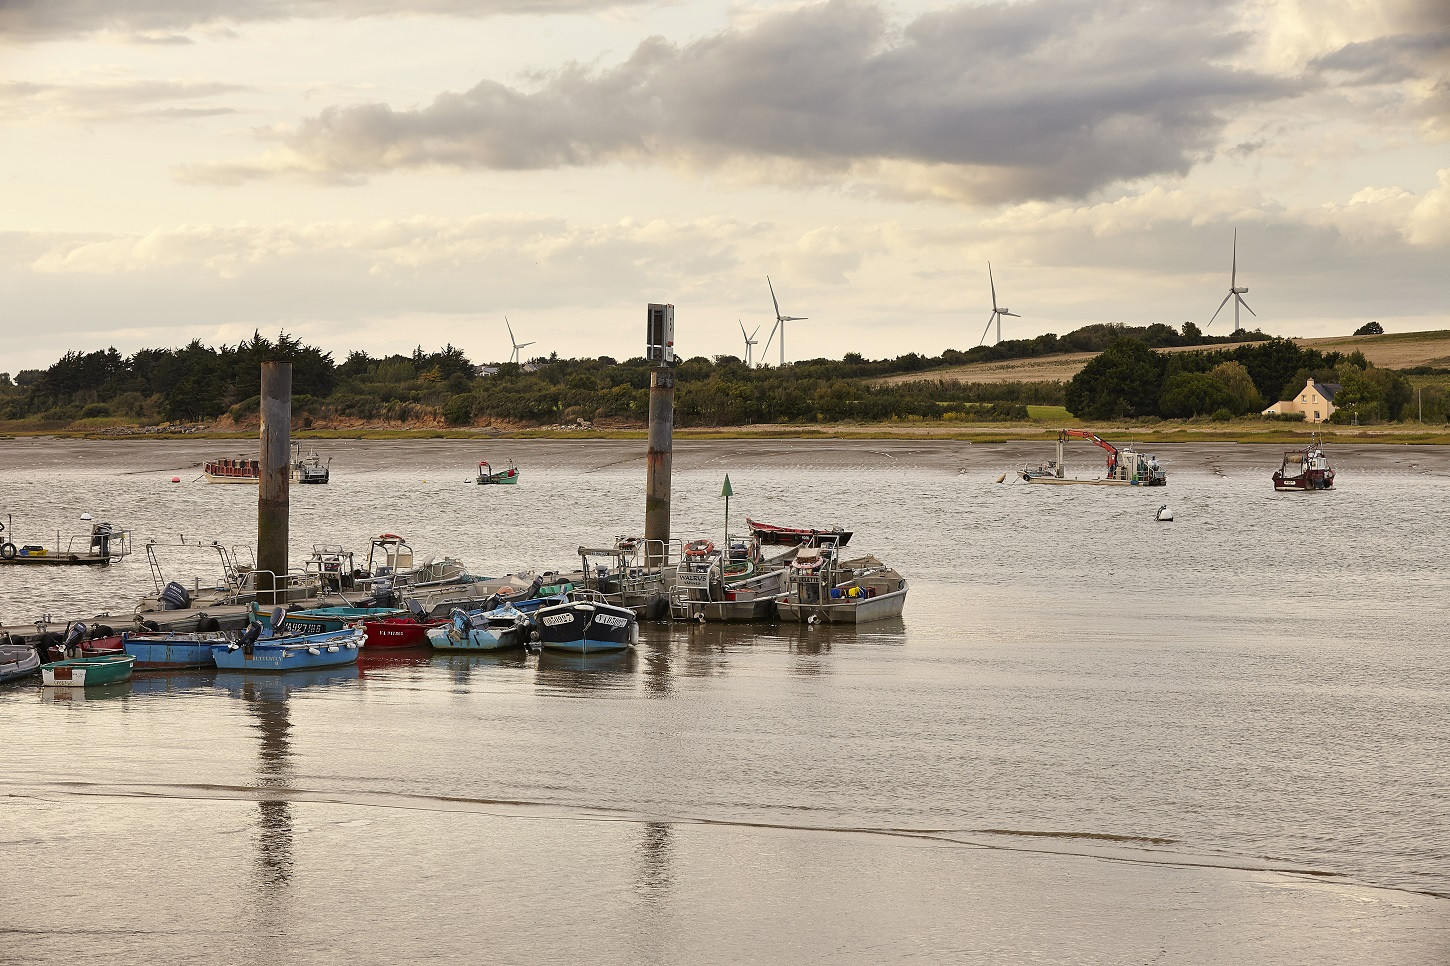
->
xmin=747 ymin=518 xmax=853 ymax=547
xmin=1273 ymin=436 xmax=1335 ymax=491
xmin=776 ymin=548 xmax=908 ymax=625
xmin=292 ymin=444 xmax=331 ymax=484
xmin=476 ymin=460 xmax=520 ymax=485
xmin=1020 ymin=430 xmax=1166 ymax=486
xmin=283 ymin=606 xmax=409 ymax=633
xmin=573 ymin=538 xmax=672 ymax=619
xmin=358 ymin=613 xmax=449 ymax=649
xmin=203 ymin=456 xmax=261 ymax=484
xmin=0 ymin=642 xmax=42 ymax=683
xmin=534 ymin=591 xmax=639 ymax=654
xmin=427 ymin=595 xmax=564 ymax=651
xmin=41 ymin=654 xmax=136 ymax=688
xmin=0 ymin=516 xmax=131 ymax=566
xmin=211 ymin=626 xmax=363 ymax=672
xmin=670 ymin=537 xmax=789 ymax=622
xmin=122 ymin=630 xmax=230 ymax=669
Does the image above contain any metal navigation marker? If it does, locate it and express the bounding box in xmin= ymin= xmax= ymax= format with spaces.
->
xmin=647 ymin=303 xmax=675 ymax=365
xmin=722 ymin=474 xmax=733 ymax=543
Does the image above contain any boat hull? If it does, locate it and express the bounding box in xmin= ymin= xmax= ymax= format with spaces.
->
xmin=535 ymin=601 xmax=637 ymax=653
xmin=0 ymin=644 xmax=42 ymax=682
xmin=41 ymin=654 xmax=136 ymax=687
xmin=777 ymin=587 xmax=908 ymax=624
xmin=363 ymin=618 xmax=441 ymax=648
xmin=1273 ymin=471 xmax=1335 ymax=491
xmin=1021 ymin=474 xmax=1163 ymax=486
xmin=211 ymin=629 xmax=362 ymax=671
xmin=122 ymin=632 xmax=227 ymax=669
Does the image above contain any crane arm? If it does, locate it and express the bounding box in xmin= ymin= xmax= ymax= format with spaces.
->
xmin=1060 ymin=429 xmax=1118 ymax=475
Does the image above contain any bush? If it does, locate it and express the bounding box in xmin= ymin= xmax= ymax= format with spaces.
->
xmin=442 ymin=394 xmax=474 ymax=426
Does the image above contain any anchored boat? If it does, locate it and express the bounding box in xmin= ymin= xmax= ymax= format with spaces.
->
xmin=476 ymin=460 xmax=520 ymax=485
xmin=293 ymin=444 xmax=331 ymax=484
xmin=1020 ymin=430 xmax=1166 ymax=486
xmin=776 ymin=547 xmax=908 ymax=625
xmin=0 ymin=642 xmax=42 ymax=683
xmin=211 ymin=624 xmax=363 ymax=672
xmin=40 ymin=653 xmax=135 ymax=688
xmin=0 ymin=515 xmax=131 ymax=566
xmin=670 ymin=537 xmax=789 ymax=622
xmin=1273 ymin=436 xmax=1335 ymax=491
xmin=747 ymin=518 xmax=853 ymax=547
xmin=427 ymin=596 xmax=562 ymax=652
xmin=534 ymin=591 xmax=639 ymax=654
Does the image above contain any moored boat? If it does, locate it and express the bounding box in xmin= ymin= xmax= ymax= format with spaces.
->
xmin=211 ymin=626 xmax=363 ymax=672
xmin=1273 ymin=436 xmax=1335 ymax=491
xmin=534 ymin=592 xmax=638 ymax=654
xmin=203 ymin=456 xmax=261 ymax=484
xmin=1020 ymin=429 xmax=1166 ymax=486
xmin=0 ymin=642 xmax=42 ymax=683
xmin=41 ymin=654 xmax=136 ymax=687
xmin=476 ymin=460 xmax=520 ymax=485
xmin=776 ymin=548 xmax=908 ymax=625
xmin=122 ymin=630 xmax=230 ymax=669
xmin=747 ymin=518 xmax=853 ymax=547
xmin=292 ymin=444 xmax=331 ymax=484
xmin=670 ymin=537 xmax=789 ymax=622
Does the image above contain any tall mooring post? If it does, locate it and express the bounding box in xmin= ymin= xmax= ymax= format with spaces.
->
xmin=257 ymin=361 xmax=292 ymax=607
xmin=644 ymin=304 xmax=676 ymax=565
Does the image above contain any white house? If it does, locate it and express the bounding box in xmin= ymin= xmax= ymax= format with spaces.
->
xmin=1263 ymin=377 xmax=1340 ymax=423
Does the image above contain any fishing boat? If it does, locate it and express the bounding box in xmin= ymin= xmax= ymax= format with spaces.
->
xmin=0 ymin=516 xmax=131 ymax=566
xmin=1020 ymin=430 xmax=1166 ymax=486
xmin=211 ymin=626 xmax=363 ymax=672
xmin=0 ymin=642 xmax=41 ymax=683
xmin=122 ymin=630 xmax=230 ymax=669
xmin=361 ymin=613 xmax=449 ymax=648
xmin=292 ymin=444 xmax=331 ymax=484
xmin=426 ymin=594 xmax=563 ymax=651
xmin=476 ymin=460 xmax=520 ymax=485
xmin=1273 ymin=436 xmax=1335 ymax=491
xmin=669 ymin=537 xmax=790 ymax=622
xmin=282 ymin=606 xmax=409 ymax=633
xmin=534 ymin=591 xmax=639 ymax=654
xmin=41 ymin=653 xmax=136 ymax=688
xmin=573 ymin=538 xmax=675 ymax=619
xmin=203 ymin=456 xmax=261 ymax=484
xmin=747 ymin=518 xmax=853 ymax=547
xmin=135 ymin=539 xmax=324 ymax=617
xmin=776 ymin=547 xmax=908 ymax=625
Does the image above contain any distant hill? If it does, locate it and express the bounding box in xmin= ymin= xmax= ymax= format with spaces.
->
xmin=876 ymin=329 xmax=1450 ymax=385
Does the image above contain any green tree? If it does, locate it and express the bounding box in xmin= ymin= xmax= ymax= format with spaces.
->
xmin=1065 ymin=338 xmax=1167 ymax=419
xmin=1354 ymin=321 xmax=1384 ymax=335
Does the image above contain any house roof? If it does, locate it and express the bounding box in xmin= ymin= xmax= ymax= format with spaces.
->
xmin=1314 ymin=381 xmax=1341 ymax=401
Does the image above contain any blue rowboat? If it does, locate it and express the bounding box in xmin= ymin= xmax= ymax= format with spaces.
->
xmin=534 ymin=597 xmax=638 ymax=654
xmin=428 ymin=603 xmax=531 ymax=652
xmin=123 ymin=630 xmax=231 ymax=669
xmin=211 ymin=627 xmax=363 ymax=672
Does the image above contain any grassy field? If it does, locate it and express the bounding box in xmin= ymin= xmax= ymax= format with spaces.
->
xmin=876 ymin=329 xmax=1450 ymax=386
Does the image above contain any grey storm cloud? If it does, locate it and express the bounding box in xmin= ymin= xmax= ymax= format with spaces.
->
xmin=207 ymin=0 xmax=1303 ymax=202
xmin=0 ymin=0 xmax=629 ymax=41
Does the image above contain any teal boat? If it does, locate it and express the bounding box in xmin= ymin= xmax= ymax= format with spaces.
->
xmin=476 ymin=460 xmax=520 ymax=485
xmin=41 ymin=654 xmax=135 ymax=688
xmin=283 ymin=606 xmax=408 ymax=633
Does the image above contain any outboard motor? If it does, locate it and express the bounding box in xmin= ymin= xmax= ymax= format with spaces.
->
xmin=63 ymin=622 xmax=87 ymax=658
xmin=239 ymin=621 xmax=262 ymax=655
xmin=270 ymin=606 xmax=287 ymax=637
xmin=159 ymin=581 xmax=192 ymax=610
xmin=89 ymin=523 xmax=114 ymax=558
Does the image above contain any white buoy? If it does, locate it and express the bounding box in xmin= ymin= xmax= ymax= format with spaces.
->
xmin=1155 ymin=505 xmax=1174 ymax=522
xmin=80 ymin=512 xmax=93 ymax=521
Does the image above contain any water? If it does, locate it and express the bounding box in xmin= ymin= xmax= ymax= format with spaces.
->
xmin=2 ymin=437 xmax=1447 ymax=964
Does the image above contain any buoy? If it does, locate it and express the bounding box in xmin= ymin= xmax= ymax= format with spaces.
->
xmin=80 ymin=512 xmax=93 ymax=521
xmin=170 ymin=477 xmax=181 ymax=483
xmin=995 ymin=473 xmax=1007 ymax=484
xmin=1155 ymin=505 xmax=1174 ymax=522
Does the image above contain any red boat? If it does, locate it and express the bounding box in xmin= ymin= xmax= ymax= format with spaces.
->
xmin=1273 ymin=436 xmax=1335 ymax=492
xmin=746 ymin=518 xmax=853 ymax=547
xmin=360 ymin=615 xmax=447 ymax=649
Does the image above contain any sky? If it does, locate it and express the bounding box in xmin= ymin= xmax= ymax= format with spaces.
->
xmin=1 ymin=0 xmax=1446 ymax=372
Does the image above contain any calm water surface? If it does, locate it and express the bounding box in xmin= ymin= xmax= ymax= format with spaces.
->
xmin=2 ymin=438 xmax=1446 ymax=964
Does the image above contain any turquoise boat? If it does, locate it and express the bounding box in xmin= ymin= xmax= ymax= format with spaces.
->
xmin=41 ymin=654 xmax=135 ymax=687
xmin=427 ymin=595 xmax=564 ymax=651
xmin=283 ymin=606 xmax=407 ymax=633
xmin=211 ymin=627 xmax=363 ymax=672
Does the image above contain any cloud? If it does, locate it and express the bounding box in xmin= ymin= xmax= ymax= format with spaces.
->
xmin=0 ymin=79 xmax=247 ymax=122
xmin=0 ymin=0 xmax=633 ymax=42
xmin=179 ymin=0 xmax=1304 ymax=203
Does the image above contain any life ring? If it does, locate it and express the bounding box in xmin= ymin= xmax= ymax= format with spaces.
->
xmin=684 ymin=539 xmax=715 ymax=558
xmin=377 ymin=533 xmax=404 ymax=542
xmin=791 ymin=556 xmax=822 ymax=571
xmin=496 ymin=586 xmax=516 ymax=598
xmin=0 ymin=542 xmax=15 ymax=560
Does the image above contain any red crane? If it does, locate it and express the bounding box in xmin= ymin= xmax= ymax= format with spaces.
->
xmin=1060 ymin=429 xmax=1118 ymax=476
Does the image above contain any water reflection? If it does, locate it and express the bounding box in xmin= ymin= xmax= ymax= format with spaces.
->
xmin=634 ymin=821 xmax=674 ymax=903
xmin=534 ymin=648 xmax=638 ymax=692
xmin=439 ymin=651 xmax=530 ymax=691
xmin=38 ymin=680 xmax=132 ymax=704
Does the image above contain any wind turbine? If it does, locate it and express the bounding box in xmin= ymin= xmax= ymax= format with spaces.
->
xmin=977 ymin=262 xmax=1020 ymax=346
xmin=505 ymin=316 xmax=534 ymax=364
xmin=738 ymin=320 xmax=761 ymax=368
xmin=760 ymin=276 xmax=807 ymax=366
xmin=1207 ymin=229 xmax=1255 ymax=333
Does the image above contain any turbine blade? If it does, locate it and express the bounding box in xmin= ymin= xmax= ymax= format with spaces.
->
xmin=505 ymin=316 xmax=514 ymax=343
xmin=1231 ymin=228 xmax=1237 ymax=286
xmin=989 ymin=262 xmax=998 ymax=311
xmin=1237 ymin=296 xmax=1256 ymax=317
xmin=1005 ymin=311 xmax=1021 ymax=317
xmin=767 ymin=276 xmax=782 ymax=321
xmin=520 ymin=341 xmax=535 ymax=349
xmin=761 ymin=320 xmax=779 ymax=357
xmin=739 ymin=319 xmax=748 ymax=340
xmin=979 ymin=314 xmax=996 ymax=346
xmin=1208 ymin=292 xmax=1233 ymax=326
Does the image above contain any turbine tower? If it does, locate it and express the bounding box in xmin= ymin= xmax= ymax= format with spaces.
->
xmin=739 ymin=320 xmax=761 ymax=368
xmin=1208 ymin=229 xmax=1255 ymax=333
xmin=760 ymin=276 xmax=807 ymax=366
xmin=977 ymin=262 xmax=1020 ymax=346
xmin=505 ymin=317 xmax=534 ymax=364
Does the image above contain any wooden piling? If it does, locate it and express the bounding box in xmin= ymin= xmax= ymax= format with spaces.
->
xmin=644 ymin=367 xmax=674 ymax=564
xmin=257 ymin=362 xmax=291 ymax=607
